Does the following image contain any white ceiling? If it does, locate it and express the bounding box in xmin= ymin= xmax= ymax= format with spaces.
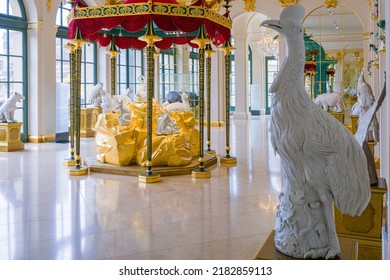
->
xmin=302 ymin=6 xmax=364 ymax=52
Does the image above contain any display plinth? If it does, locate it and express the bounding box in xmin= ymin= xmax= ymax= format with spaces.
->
xmin=350 ymin=115 xmax=358 ymax=134
xmin=85 ymin=154 xmax=217 ymax=177
xmin=254 ymin=230 xmax=358 ymax=260
xmin=68 ymin=166 xmax=89 ymax=176
xmin=335 ymin=177 xmax=387 ymax=259
xmin=367 ymin=141 xmax=377 ymax=156
xmin=0 ymin=122 xmax=24 ymax=152
xmin=220 ymin=156 xmax=237 ymax=164
xmin=80 ymin=107 xmax=101 ymax=137
xmin=328 ymin=111 xmax=345 ymax=124
xmin=139 ymin=172 xmax=161 ymax=183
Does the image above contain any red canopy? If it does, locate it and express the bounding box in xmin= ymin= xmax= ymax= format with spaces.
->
xmin=68 ymin=0 xmax=231 ymax=49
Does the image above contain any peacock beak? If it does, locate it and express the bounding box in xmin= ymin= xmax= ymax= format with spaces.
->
xmin=261 ymin=19 xmax=282 ymax=33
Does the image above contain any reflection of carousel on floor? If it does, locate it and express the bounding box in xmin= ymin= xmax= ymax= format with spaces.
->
xmin=64 ymin=0 xmax=236 ymax=182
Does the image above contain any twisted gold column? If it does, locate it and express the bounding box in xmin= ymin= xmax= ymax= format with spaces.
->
xmin=63 ymin=43 xmax=76 ymax=166
xmin=219 ymin=39 xmax=237 ymax=164
xmin=191 ymin=25 xmax=212 ymax=178
xmin=69 ymin=29 xmax=88 ymax=176
xmin=205 ymin=44 xmax=216 ymax=156
xmin=138 ymin=19 xmax=161 ymax=183
xmin=107 ymin=36 xmax=120 ymax=97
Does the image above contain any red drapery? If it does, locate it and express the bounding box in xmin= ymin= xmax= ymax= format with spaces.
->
xmin=68 ymin=0 xmax=231 ymax=50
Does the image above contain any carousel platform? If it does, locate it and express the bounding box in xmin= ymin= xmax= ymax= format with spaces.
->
xmin=84 ymin=153 xmax=217 ymax=177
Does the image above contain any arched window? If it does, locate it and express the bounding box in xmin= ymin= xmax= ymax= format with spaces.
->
xmin=188 ymin=47 xmax=199 ymax=94
xmin=159 ymin=49 xmax=175 ymax=102
xmin=117 ymin=48 xmax=144 ymax=95
xmin=0 ymin=0 xmax=27 ymax=141
xmin=56 ymin=2 xmax=97 ymax=108
xmin=265 ymin=56 xmax=279 ymax=115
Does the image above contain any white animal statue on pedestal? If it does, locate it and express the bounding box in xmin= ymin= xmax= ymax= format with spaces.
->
xmin=164 ymin=91 xmax=191 ymax=112
xmin=156 ymin=110 xmax=180 ymax=135
xmin=314 ymin=92 xmax=345 ymax=112
xmin=133 ymin=75 xmax=147 ymax=103
xmin=101 ymin=90 xmax=114 ymax=113
xmin=120 ymin=88 xmax=133 ymax=104
xmin=351 ymin=71 xmax=379 ymax=142
xmin=0 ymin=92 xmax=25 ymax=123
xmin=354 ymin=79 xmax=386 ymax=186
xmin=89 ymin=82 xmax=103 ymax=107
xmin=117 ymin=100 xmax=132 ymax=126
xmin=261 ymin=5 xmax=370 ymax=259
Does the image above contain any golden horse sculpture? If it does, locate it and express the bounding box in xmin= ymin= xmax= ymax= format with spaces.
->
xmin=94 ymin=99 xmax=199 ymax=166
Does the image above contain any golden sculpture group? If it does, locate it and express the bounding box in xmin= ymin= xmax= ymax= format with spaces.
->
xmin=94 ymin=101 xmax=200 ymax=167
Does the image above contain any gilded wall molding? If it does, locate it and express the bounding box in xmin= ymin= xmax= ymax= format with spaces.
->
xmin=324 ymin=0 xmax=337 ymax=9
xmin=243 ymin=0 xmax=255 ymax=12
xmin=278 ymin=0 xmax=297 ymax=7
xmin=46 ymin=0 xmax=52 ymax=12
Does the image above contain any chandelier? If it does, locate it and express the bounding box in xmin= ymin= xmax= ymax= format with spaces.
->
xmin=257 ymin=31 xmax=279 ymax=57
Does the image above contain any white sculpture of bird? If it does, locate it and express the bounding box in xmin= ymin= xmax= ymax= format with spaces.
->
xmin=351 ymin=70 xmax=379 ymax=143
xmin=261 ymin=5 xmax=370 ymax=259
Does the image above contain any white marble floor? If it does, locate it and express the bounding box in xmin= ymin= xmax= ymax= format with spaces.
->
xmin=0 ymin=116 xmax=281 ymax=260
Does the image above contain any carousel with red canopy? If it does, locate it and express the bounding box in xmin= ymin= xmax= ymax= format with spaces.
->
xmin=68 ymin=0 xmax=232 ymax=49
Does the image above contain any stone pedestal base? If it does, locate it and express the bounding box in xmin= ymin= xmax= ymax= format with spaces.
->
xmin=329 ymin=111 xmax=345 ymax=124
xmin=254 ymin=230 xmax=358 ymax=260
xmin=335 ymin=178 xmax=387 ymax=259
xmin=81 ymin=107 xmax=102 ymax=138
xmin=0 ymin=122 xmax=24 ymax=152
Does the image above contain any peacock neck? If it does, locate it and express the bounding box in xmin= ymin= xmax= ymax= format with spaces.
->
xmin=273 ymin=36 xmax=305 ymax=92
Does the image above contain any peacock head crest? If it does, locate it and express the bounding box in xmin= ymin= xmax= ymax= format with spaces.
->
xmin=261 ymin=4 xmax=305 ymax=41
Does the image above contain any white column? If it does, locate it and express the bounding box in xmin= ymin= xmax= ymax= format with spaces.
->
xmin=97 ymin=46 xmax=110 ymax=93
xmin=27 ymin=19 xmax=57 ymax=139
xmin=211 ymin=50 xmax=225 ymax=124
xmin=381 ymin=0 xmax=390 ymax=260
xmin=232 ymin=34 xmax=250 ymax=119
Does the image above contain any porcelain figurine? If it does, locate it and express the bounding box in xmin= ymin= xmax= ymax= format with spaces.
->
xmin=0 ymin=92 xmax=25 ymax=123
xmin=314 ymin=92 xmax=345 ymax=112
xmin=261 ymin=4 xmax=370 ymax=259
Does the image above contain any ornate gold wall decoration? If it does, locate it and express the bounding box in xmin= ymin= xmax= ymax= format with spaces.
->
xmin=105 ymin=0 xmax=125 ymax=4
xmin=243 ymin=0 xmax=255 ymax=11
xmin=46 ymin=0 xmax=52 ymax=12
xmin=278 ymin=0 xmax=297 ymax=7
xmin=324 ymin=0 xmax=337 ymax=9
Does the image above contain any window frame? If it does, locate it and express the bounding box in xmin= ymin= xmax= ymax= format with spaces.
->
xmin=0 ymin=0 xmax=28 ymax=141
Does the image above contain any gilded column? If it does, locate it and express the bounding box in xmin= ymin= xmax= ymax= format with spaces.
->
xmin=63 ymin=43 xmax=76 ymax=166
xmin=69 ymin=28 xmax=89 ymax=176
xmin=219 ymin=39 xmax=237 ymax=164
xmin=191 ymin=25 xmax=212 ymax=178
xmin=138 ymin=19 xmax=162 ymax=183
xmin=107 ymin=36 xmax=120 ymax=97
xmin=205 ymin=43 xmax=216 ymax=155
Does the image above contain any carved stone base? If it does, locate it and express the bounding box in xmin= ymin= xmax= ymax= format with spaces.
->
xmin=350 ymin=115 xmax=358 ymax=134
xmin=0 ymin=122 xmax=24 ymax=152
xmin=335 ymin=178 xmax=387 ymax=259
xmin=253 ymin=230 xmax=358 ymax=260
xmin=80 ymin=107 xmax=102 ymax=137
xmin=328 ymin=111 xmax=345 ymax=124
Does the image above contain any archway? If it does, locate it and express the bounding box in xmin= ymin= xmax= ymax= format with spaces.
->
xmin=232 ymin=12 xmax=279 ymax=117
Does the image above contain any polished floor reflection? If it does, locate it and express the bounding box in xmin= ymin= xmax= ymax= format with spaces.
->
xmin=0 ymin=117 xmax=281 ymax=260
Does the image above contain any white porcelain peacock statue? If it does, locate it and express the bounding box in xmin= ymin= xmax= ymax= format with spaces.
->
xmin=261 ymin=5 xmax=371 ymax=259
